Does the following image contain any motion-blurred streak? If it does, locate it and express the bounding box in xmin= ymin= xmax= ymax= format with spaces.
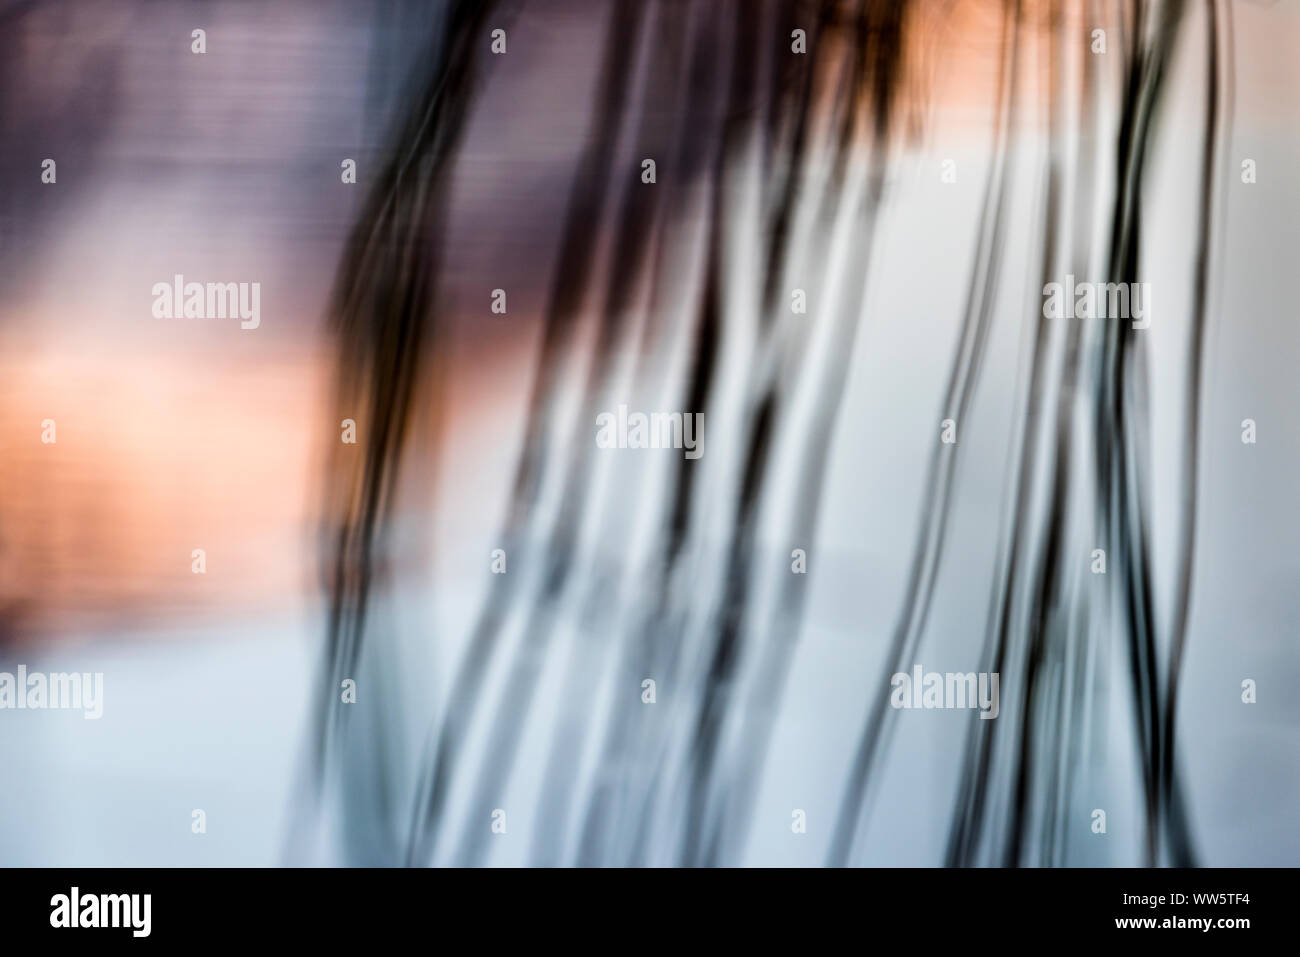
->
xmin=573 ymin=4 xmax=741 ymax=866
xmin=404 ymin=1 xmax=646 ymax=867
xmin=1086 ymin=0 xmax=1196 ymax=868
xmin=305 ymin=0 xmax=505 ymax=865
xmin=524 ymin=0 xmax=694 ymax=869
xmin=301 ymin=0 xmax=1243 ymax=866
xmin=446 ymin=1 xmax=694 ymax=866
xmin=678 ymin=0 xmax=912 ymax=868
xmin=0 ymin=0 xmax=1290 ymax=871
xmin=831 ymin=0 xmax=1021 ymax=866
xmin=1161 ymin=0 xmax=1229 ymax=868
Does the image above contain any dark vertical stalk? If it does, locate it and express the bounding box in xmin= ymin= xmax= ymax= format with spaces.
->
xmin=829 ymin=0 xmax=1023 ymax=867
xmin=405 ymin=2 xmax=646 ymax=866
